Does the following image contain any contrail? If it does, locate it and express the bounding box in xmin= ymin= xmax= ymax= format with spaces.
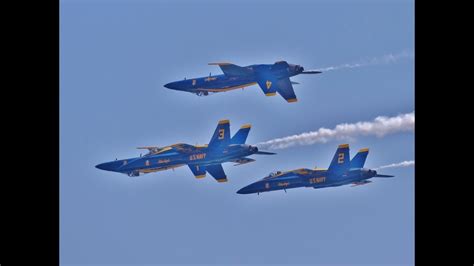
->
xmin=256 ymin=112 xmax=414 ymax=150
xmin=375 ymin=160 xmax=414 ymax=170
xmin=316 ymin=50 xmax=414 ymax=72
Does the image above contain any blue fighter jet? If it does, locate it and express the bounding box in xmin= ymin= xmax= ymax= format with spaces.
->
xmin=164 ymin=61 xmax=321 ymax=103
xmin=95 ymin=120 xmax=275 ymax=182
xmin=237 ymin=144 xmax=394 ymax=194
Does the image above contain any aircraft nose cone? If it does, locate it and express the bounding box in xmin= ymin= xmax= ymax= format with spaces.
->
xmin=95 ymin=162 xmax=117 ymax=171
xmin=95 ymin=163 xmax=108 ymax=170
xmin=237 ymin=187 xmax=250 ymax=194
xmin=236 ymin=183 xmax=257 ymax=194
xmin=164 ymin=81 xmax=180 ymax=90
xmin=164 ymin=82 xmax=173 ymax=89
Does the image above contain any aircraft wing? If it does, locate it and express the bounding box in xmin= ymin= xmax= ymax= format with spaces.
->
xmin=256 ymin=75 xmax=297 ymax=103
xmin=206 ymin=164 xmax=228 ymax=182
xmin=209 ymin=62 xmax=253 ymax=76
xmin=188 ymin=164 xmax=206 ymax=179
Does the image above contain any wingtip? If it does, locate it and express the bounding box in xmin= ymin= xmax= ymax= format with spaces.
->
xmin=241 ymin=124 xmax=251 ymax=129
xmin=218 ymin=119 xmax=230 ymax=125
xmin=287 ymin=98 xmax=298 ymax=103
xmin=338 ymin=144 xmax=349 ymax=149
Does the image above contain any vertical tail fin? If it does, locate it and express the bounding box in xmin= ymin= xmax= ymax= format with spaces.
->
xmin=350 ymin=148 xmax=369 ymax=168
xmin=208 ymin=120 xmax=230 ymax=148
xmin=328 ymin=144 xmax=350 ymax=175
xmin=231 ymin=124 xmax=251 ymax=144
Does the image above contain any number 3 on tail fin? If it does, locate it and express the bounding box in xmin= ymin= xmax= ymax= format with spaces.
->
xmin=218 ymin=129 xmax=225 ymax=139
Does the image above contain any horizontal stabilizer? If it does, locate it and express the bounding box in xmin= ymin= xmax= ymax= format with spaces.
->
xmin=375 ymin=174 xmax=394 ymax=178
xmin=255 ymin=151 xmax=276 ymax=155
xmin=301 ymin=70 xmax=322 ymax=74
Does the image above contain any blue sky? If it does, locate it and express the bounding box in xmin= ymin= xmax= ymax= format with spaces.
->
xmin=60 ymin=0 xmax=414 ymax=265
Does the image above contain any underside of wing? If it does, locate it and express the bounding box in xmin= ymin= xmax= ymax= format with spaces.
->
xmin=188 ymin=164 xmax=206 ymax=179
xmin=209 ymin=62 xmax=253 ymax=77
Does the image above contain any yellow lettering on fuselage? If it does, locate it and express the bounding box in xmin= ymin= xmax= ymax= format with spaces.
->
xmin=158 ymin=159 xmax=171 ymax=164
xmin=277 ymin=182 xmax=290 ymax=187
xmin=309 ymin=176 xmax=326 ymax=184
xmin=189 ymin=153 xmax=207 ymax=161
xmin=205 ymin=77 xmax=217 ymax=82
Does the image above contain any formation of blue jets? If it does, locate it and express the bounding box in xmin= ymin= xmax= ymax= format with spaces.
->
xmin=96 ymin=60 xmax=394 ymax=195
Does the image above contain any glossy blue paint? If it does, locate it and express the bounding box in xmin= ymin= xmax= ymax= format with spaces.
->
xmin=164 ymin=61 xmax=321 ymax=102
xmin=237 ymin=144 xmax=394 ymax=194
xmin=95 ymin=120 xmax=275 ymax=182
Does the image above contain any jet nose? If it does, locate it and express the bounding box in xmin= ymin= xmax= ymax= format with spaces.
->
xmin=164 ymin=81 xmax=180 ymax=90
xmin=95 ymin=163 xmax=108 ymax=170
xmin=237 ymin=183 xmax=258 ymax=194
xmin=164 ymin=82 xmax=173 ymax=89
xmin=237 ymin=187 xmax=250 ymax=194
xmin=95 ymin=162 xmax=117 ymax=171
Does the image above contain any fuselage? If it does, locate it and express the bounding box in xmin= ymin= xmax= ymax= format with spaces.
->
xmin=237 ymin=168 xmax=378 ymax=194
xmin=96 ymin=143 xmax=258 ymax=177
xmin=164 ymin=63 xmax=303 ymax=96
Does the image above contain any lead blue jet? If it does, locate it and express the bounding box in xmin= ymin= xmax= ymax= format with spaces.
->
xmin=237 ymin=144 xmax=394 ymax=194
xmin=164 ymin=61 xmax=321 ymax=103
xmin=95 ymin=120 xmax=275 ymax=182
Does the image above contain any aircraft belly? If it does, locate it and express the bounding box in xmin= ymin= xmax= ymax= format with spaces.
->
xmin=198 ymin=77 xmax=256 ymax=92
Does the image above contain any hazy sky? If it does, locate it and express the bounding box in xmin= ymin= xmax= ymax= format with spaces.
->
xmin=60 ymin=0 xmax=414 ymax=265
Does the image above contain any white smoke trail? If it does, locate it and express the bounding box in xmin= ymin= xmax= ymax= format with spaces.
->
xmin=375 ymin=160 xmax=414 ymax=170
xmin=257 ymin=112 xmax=414 ymax=150
xmin=316 ymin=50 xmax=414 ymax=72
